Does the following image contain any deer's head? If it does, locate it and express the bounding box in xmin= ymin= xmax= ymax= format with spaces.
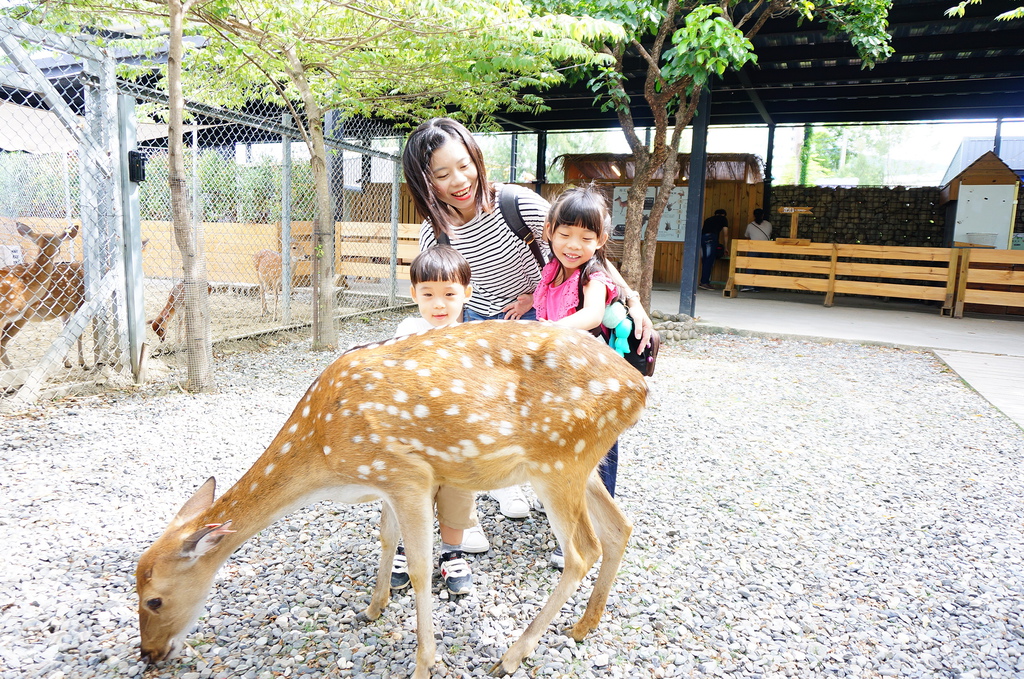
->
xmin=136 ymin=478 xmax=235 ymax=664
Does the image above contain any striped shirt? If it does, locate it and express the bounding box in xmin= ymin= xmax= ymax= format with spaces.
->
xmin=419 ymin=184 xmax=550 ymax=317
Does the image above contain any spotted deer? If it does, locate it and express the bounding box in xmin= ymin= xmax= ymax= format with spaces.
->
xmin=149 ymin=281 xmax=214 ymax=343
xmin=0 ymin=223 xmax=79 ymax=368
xmin=254 ymin=244 xmax=305 ymax=319
xmin=136 ymin=320 xmax=647 ymax=678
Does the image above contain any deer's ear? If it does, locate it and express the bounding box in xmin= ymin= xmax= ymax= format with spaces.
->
xmin=173 ymin=477 xmax=216 ymax=525
xmin=66 ymin=224 xmax=79 ymax=240
xmin=180 ymin=521 xmax=234 ymax=559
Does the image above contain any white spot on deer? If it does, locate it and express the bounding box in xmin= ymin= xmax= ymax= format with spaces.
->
xmin=437 ymin=348 xmax=451 ymax=359
xmin=569 ymin=355 xmax=589 ymax=369
xmin=540 ymin=463 xmax=551 ymax=474
xmin=404 ymin=359 xmax=419 ymax=370
xmin=372 ymin=460 xmax=386 ymax=471
xmin=500 ymin=348 xmax=513 ymax=363
xmin=606 ymin=378 xmax=621 ymax=392
xmin=467 ymin=412 xmax=484 ymax=424
xmin=573 ymin=408 xmax=586 ymax=419
xmin=544 ymin=353 xmax=559 ymax=369
xmin=372 ymin=371 xmax=384 ymax=380
xmin=414 ymin=404 xmax=429 ymax=418
xmin=607 ymin=408 xmax=619 ymax=422
xmin=478 ymin=434 xmax=495 ymax=445
xmin=560 ymin=410 xmax=571 ymax=422
xmin=498 ymin=421 xmax=513 ymax=436
xmin=352 ymin=372 xmax=362 ymax=380
xmin=418 ymin=368 xmax=431 ymax=377
xmin=353 ymin=435 xmax=364 ymax=444
xmin=357 ymin=465 xmax=371 ymax=479
xmin=451 ymin=380 xmax=466 ymax=395
xmin=394 ymin=390 xmax=408 ymax=403
xmin=483 ymin=354 xmax=494 ymax=368
xmin=289 ymin=423 xmax=299 ymax=434
xmin=549 ymin=431 xmax=560 ymax=442
xmin=521 ymin=355 xmax=534 ymax=370
xmin=323 ymin=446 xmax=332 ymax=455
xmin=445 ymin=404 xmax=460 ymax=415
xmin=505 ymin=383 xmax=517 ymax=402
xmin=554 ymin=460 xmax=565 ymax=470
xmin=281 ymin=442 xmax=293 ymax=454
xmin=458 ymin=440 xmax=481 ymax=458
xmin=460 ymin=355 xmax=473 ymax=369
xmin=325 ymin=412 xmax=333 ymax=421
xmin=384 ymin=359 xmax=397 ymax=367
xmin=570 ymin=386 xmax=583 ymax=400
xmin=400 ymin=410 xmax=412 ymax=420
xmin=574 ymin=439 xmax=586 ymax=453
xmin=520 ymin=405 xmax=530 ymax=417
xmin=430 ymin=388 xmax=442 ymax=398
xmin=476 ymin=338 xmax=489 ymax=348
xmin=588 ymin=380 xmax=606 ymax=395
xmin=386 ymin=405 xmax=399 ymax=416
xmin=250 ymin=482 xmax=259 ymax=492
xmin=265 ymin=463 xmax=275 ymax=475
xmin=363 ymin=383 xmax=377 ymax=391
xmin=526 ymin=341 xmax=539 ymax=350
xmin=481 ymin=383 xmax=497 ymax=398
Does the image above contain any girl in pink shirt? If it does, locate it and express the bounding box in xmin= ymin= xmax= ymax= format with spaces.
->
xmin=533 ymin=185 xmax=623 ymax=569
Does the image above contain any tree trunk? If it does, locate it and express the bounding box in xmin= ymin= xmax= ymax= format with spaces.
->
xmin=168 ymin=0 xmax=214 ymax=392
xmin=285 ymin=51 xmax=337 ymax=350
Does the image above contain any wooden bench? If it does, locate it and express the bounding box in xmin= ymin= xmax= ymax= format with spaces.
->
xmin=287 ymin=221 xmax=421 ymax=283
xmin=725 ymin=240 xmax=959 ymax=315
xmin=724 ymin=240 xmax=835 ymax=296
xmin=953 ymin=247 xmax=1024 ymax=318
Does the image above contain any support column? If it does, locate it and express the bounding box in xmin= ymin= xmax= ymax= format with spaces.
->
xmin=678 ymin=87 xmax=710 ymax=318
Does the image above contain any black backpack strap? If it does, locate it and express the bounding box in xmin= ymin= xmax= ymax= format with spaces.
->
xmin=499 ymin=185 xmax=545 ymax=270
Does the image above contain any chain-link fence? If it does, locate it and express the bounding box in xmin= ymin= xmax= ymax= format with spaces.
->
xmin=126 ymin=89 xmax=409 ymax=358
xmin=1 ymin=17 xmax=411 ymax=407
xmin=0 ymin=18 xmax=136 ymax=411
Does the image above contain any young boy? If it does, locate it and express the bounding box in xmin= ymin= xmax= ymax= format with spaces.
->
xmin=391 ymin=245 xmax=487 ymax=594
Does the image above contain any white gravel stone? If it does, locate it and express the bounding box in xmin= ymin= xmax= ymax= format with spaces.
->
xmin=2 ymin=315 xmax=1024 ymax=679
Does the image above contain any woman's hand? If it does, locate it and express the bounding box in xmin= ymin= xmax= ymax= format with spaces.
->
xmin=502 ymin=293 xmax=534 ymax=320
xmin=627 ymin=296 xmax=654 ymax=352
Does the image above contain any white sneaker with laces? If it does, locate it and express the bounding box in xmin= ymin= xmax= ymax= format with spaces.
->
xmin=460 ymin=525 xmax=490 ymax=553
xmin=488 ymin=485 xmax=531 ymax=518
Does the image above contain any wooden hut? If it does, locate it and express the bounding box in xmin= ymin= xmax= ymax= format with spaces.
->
xmin=939 ymin=150 xmax=1020 ymax=249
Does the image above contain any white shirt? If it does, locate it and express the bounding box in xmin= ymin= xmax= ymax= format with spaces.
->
xmin=745 ymin=220 xmax=773 ymax=241
xmin=394 ymin=316 xmax=435 ymax=337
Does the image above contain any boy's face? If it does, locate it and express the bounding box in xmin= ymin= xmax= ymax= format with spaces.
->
xmin=410 ymin=280 xmax=472 ymax=328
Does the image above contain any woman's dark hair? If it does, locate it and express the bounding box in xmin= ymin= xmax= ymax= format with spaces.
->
xmin=402 ymin=118 xmax=493 ymax=240
xmin=544 ymin=185 xmax=618 ymax=299
xmin=409 ymin=245 xmax=472 ymax=287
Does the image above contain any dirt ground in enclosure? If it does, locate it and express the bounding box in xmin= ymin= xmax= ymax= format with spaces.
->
xmin=0 ymin=279 xmax=401 ymax=386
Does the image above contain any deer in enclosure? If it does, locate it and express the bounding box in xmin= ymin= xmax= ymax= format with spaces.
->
xmin=0 ymin=223 xmax=79 ymax=369
xmin=1 ymin=261 xmax=84 ymax=368
xmin=254 ymin=244 xmax=305 ymax=319
xmin=149 ymin=281 xmax=214 ymax=343
xmin=136 ymin=321 xmax=648 ymax=679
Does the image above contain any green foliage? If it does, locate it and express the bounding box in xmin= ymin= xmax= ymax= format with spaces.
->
xmin=661 ymin=5 xmax=756 ymax=88
xmin=946 ymin=0 xmax=1024 ymax=20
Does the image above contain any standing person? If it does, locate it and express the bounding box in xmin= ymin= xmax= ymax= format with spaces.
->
xmin=532 ymin=185 xmax=627 ymax=569
xmin=740 ymin=208 xmax=773 ymax=292
xmin=391 ymin=246 xmax=482 ymax=594
xmin=402 ymin=118 xmax=654 ymax=523
xmin=699 ymin=208 xmax=729 ymax=290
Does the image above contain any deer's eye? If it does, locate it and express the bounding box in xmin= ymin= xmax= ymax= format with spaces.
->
xmin=146 ymin=598 xmax=163 ymax=611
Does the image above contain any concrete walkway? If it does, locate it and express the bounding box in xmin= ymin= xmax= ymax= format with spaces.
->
xmin=649 ymin=286 xmax=1024 ymax=430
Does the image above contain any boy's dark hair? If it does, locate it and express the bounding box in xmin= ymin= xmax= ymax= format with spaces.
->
xmin=714 ymin=208 xmax=727 ymax=216
xmin=402 ymin=118 xmax=493 ymax=241
xmin=409 ymin=245 xmax=472 ymax=287
xmin=546 ymin=185 xmax=618 ymax=299
xmin=753 ymin=208 xmax=764 ymax=221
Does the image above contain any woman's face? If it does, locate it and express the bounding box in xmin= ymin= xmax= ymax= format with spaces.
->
xmin=429 ymin=139 xmax=479 ymax=223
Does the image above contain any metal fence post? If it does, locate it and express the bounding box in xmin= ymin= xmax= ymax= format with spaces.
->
xmin=118 ymin=93 xmax=145 ymax=380
xmin=281 ymin=114 xmax=293 ymax=324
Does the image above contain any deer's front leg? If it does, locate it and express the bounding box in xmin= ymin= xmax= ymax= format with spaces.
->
xmin=389 ymin=491 xmax=438 ymax=679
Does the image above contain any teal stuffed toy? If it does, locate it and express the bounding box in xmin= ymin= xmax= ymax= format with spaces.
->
xmin=602 ymin=302 xmax=632 ymax=357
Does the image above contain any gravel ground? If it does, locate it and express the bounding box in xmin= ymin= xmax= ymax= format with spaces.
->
xmin=3 ymin=311 xmax=1024 ymax=679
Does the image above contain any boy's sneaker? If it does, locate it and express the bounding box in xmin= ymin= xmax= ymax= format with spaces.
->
xmin=532 ymin=498 xmax=546 ymax=514
xmin=391 ymin=546 xmax=410 ymax=590
xmin=549 ymin=546 xmax=564 ymax=570
xmin=460 ymin=525 xmax=490 ymax=554
xmin=489 ymin=485 xmax=531 ymax=518
xmin=439 ymin=551 xmax=473 ymax=594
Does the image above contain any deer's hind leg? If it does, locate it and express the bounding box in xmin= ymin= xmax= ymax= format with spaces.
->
xmin=364 ymin=501 xmax=401 ymax=620
xmin=568 ymin=473 xmax=632 ymax=641
xmin=490 ymin=476 xmax=599 ymax=677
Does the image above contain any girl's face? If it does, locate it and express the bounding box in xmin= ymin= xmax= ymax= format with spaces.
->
xmin=429 ymin=139 xmax=479 ymax=223
xmin=548 ymin=222 xmax=607 ymax=272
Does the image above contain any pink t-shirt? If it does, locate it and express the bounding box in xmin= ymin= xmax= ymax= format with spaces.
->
xmin=534 ymin=260 xmax=618 ymax=323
